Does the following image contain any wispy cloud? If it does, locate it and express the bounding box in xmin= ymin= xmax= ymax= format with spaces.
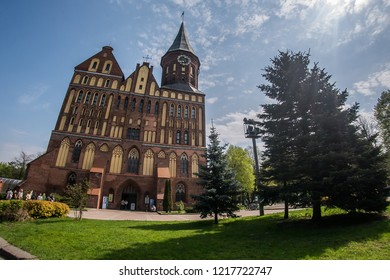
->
xmin=352 ymin=64 xmax=390 ymax=96
xmin=211 ymin=110 xmax=260 ymax=146
xmin=206 ymin=97 xmax=218 ymax=104
xmin=18 ymin=84 xmax=49 ymax=105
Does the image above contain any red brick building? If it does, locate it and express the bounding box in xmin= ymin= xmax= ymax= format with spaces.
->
xmin=23 ymin=22 xmax=206 ymax=210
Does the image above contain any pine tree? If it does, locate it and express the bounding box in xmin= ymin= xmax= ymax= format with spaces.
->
xmin=192 ymin=126 xmax=242 ymax=224
xmin=163 ymin=179 xmax=173 ymax=213
xmin=259 ymin=51 xmax=389 ymax=221
xmin=258 ymin=51 xmax=310 ymax=219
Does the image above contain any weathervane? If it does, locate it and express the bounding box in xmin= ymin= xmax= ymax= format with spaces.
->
xmin=181 ymin=11 xmax=184 ymax=22
xmin=143 ymin=55 xmax=152 ymax=63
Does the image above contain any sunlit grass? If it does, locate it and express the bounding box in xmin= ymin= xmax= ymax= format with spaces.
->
xmin=0 ymin=207 xmax=388 ymax=260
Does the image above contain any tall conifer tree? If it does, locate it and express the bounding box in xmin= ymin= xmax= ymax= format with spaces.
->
xmin=192 ymin=126 xmax=242 ymax=224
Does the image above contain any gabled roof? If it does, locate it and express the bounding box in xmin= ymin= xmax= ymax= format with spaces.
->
xmin=75 ymin=46 xmax=124 ymax=78
xmin=166 ymin=22 xmax=195 ymax=55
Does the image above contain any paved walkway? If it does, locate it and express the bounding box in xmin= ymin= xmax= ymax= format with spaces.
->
xmin=68 ymin=204 xmax=290 ymax=221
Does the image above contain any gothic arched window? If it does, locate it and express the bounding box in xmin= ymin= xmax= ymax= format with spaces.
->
xmin=72 ymin=140 xmax=83 ymax=163
xmin=180 ymin=153 xmax=188 ymax=175
xmin=67 ymin=172 xmax=77 ymax=186
xmin=175 ymin=183 xmax=186 ymax=202
xmin=127 ymin=148 xmax=139 ymax=174
xmin=184 ymin=106 xmax=189 ymax=118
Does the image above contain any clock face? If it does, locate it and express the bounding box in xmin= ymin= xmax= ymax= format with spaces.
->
xmin=177 ymin=54 xmax=191 ymax=65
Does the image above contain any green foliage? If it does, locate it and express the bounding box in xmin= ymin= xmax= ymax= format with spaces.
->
xmin=0 ymin=200 xmax=69 ymax=221
xmin=0 ymin=151 xmax=36 ymax=179
xmin=259 ymin=50 xmax=389 ymax=221
xmin=0 ymin=208 xmax=389 ymax=260
xmin=192 ymin=126 xmax=242 ymax=224
xmin=226 ymin=145 xmax=255 ymax=198
xmin=374 ymin=89 xmax=390 ymax=151
xmin=24 ymin=200 xmax=70 ymax=219
xmin=175 ymin=201 xmax=185 ymax=213
xmin=163 ymin=179 xmax=173 ymax=213
xmin=65 ymin=179 xmax=90 ymax=220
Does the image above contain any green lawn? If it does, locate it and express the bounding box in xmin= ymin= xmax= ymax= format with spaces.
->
xmin=0 ymin=208 xmax=389 ymax=260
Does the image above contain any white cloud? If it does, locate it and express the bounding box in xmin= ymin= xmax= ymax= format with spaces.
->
xmin=211 ymin=110 xmax=260 ymax=146
xmin=18 ymin=84 xmax=48 ymax=105
xmin=235 ymin=13 xmax=269 ymax=35
xmin=206 ymin=97 xmax=219 ymax=104
xmin=353 ymin=64 xmax=390 ymax=96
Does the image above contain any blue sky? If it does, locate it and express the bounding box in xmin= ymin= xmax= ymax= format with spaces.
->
xmin=0 ymin=0 xmax=389 ymax=162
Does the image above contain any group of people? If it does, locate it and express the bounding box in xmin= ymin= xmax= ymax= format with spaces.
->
xmin=4 ymin=188 xmax=55 ymax=202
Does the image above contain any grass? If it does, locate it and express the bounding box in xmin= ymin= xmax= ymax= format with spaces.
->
xmin=0 ymin=207 xmax=389 ymax=260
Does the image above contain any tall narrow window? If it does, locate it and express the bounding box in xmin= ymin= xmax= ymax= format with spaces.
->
xmin=116 ymin=96 xmax=121 ymax=109
xmin=124 ymin=97 xmax=129 ymax=110
xmin=105 ymin=63 xmax=111 ymax=72
xmin=104 ymin=79 xmax=110 ymax=88
xmin=72 ymin=140 xmax=82 ymax=163
xmin=184 ymin=131 xmax=189 ymax=145
xmin=92 ymin=93 xmax=99 ymax=106
xmin=176 ymin=130 xmax=181 ymax=144
xmin=191 ymin=107 xmax=196 ymax=118
xmin=169 ymin=104 xmax=175 ymax=117
xmin=139 ymin=99 xmax=144 ymax=113
xmin=85 ymin=92 xmax=91 ymax=104
xmin=180 ymin=154 xmax=188 ymax=175
xmin=76 ymin=91 xmax=83 ymax=103
xmin=177 ymin=105 xmax=182 ymax=117
xmin=154 ymin=102 xmax=159 ymax=115
xmin=184 ymin=106 xmax=189 ymax=118
xmin=127 ymin=148 xmax=139 ymax=174
xmin=100 ymin=94 xmax=106 ymax=107
xmin=147 ymin=100 xmax=151 ymax=113
xmin=91 ymin=61 xmax=98 ymax=69
xmin=82 ymin=76 xmax=89 ymax=84
xmin=131 ymin=98 xmax=136 ymax=112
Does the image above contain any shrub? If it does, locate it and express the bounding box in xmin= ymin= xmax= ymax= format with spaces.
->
xmin=0 ymin=200 xmax=30 ymax=222
xmin=24 ymin=200 xmax=70 ymax=219
xmin=175 ymin=201 xmax=185 ymax=213
xmin=0 ymin=200 xmax=70 ymax=221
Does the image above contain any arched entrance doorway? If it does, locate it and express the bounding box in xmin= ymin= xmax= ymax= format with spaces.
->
xmin=121 ymin=184 xmax=138 ymax=210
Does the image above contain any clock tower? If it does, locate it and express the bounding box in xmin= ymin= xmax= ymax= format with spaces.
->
xmin=160 ymin=22 xmax=200 ymax=92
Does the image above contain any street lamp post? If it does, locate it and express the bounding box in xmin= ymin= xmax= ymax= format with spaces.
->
xmin=243 ymin=118 xmax=264 ymax=216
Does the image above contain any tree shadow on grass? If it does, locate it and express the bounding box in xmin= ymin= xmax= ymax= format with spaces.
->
xmin=99 ymin=213 xmax=389 ymax=260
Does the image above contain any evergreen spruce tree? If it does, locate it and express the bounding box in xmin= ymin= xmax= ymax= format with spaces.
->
xmin=192 ymin=126 xmax=242 ymax=224
xmin=258 ymin=51 xmax=310 ymax=219
xmin=259 ymin=50 xmax=389 ymax=221
xmin=163 ymin=179 xmax=173 ymax=213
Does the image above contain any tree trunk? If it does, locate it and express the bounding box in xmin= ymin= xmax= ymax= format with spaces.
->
xmin=284 ymin=199 xmax=289 ymax=219
xmin=214 ymin=211 xmax=219 ymax=224
xmin=312 ymin=196 xmax=322 ymax=222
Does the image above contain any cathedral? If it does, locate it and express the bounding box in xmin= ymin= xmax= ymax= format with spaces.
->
xmin=22 ymin=22 xmax=206 ymax=211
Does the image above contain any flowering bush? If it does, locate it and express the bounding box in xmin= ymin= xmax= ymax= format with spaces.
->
xmin=0 ymin=200 xmax=70 ymax=221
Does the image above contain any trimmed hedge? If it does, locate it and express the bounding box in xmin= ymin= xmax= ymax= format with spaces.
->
xmin=0 ymin=200 xmax=70 ymax=221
